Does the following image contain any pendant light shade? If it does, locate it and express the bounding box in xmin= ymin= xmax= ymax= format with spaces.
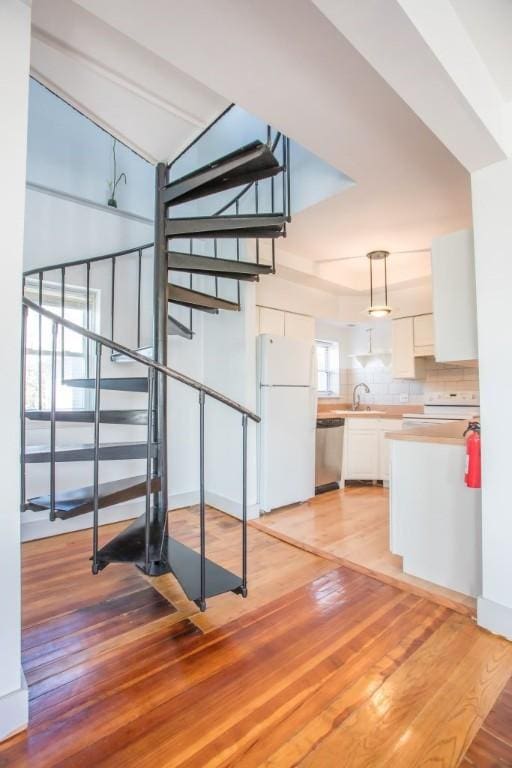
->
xmin=367 ymin=250 xmax=392 ymax=317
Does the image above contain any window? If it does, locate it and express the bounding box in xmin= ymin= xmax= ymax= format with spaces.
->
xmin=315 ymin=339 xmax=340 ymax=397
xmin=24 ymin=279 xmax=98 ymax=410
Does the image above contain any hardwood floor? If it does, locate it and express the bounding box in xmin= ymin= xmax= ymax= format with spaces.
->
xmin=253 ymin=485 xmax=476 ymax=615
xmin=1 ymin=507 xmax=511 ymax=767
xmin=462 ymin=675 xmax=512 ymax=766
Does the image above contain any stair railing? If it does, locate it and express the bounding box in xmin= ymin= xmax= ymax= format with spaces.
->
xmin=168 ymin=126 xmax=291 ymax=312
xmin=23 ymin=243 xmax=155 ymax=391
xmin=22 ymin=297 xmax=258 ymax=606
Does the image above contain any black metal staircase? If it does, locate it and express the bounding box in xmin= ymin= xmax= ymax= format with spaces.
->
xmin=21 ymin=109 xmax=291 ymax=611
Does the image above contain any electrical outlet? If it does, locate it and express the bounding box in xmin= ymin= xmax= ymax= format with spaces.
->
xmin=399 ymin=393 xmax=409 ymax=403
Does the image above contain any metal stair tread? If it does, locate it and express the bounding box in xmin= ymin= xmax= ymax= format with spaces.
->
xmin=25 ymin=442 xmax=157 ymax=463
xmin=95 ymin=515 xmax=243 ymax=601
xmin=25 ymin=409 xmax=148 ymax=425
xmin=63 ymin=377 xmax=149 ymax=392
xmin=28 ymin=475 xmax=161 ymax=519
xmin=163 ymin=140 xmax=280 ymax=206
xmin=165 ymin=213 xmax=286 ymax=240
xmin=168 ymin=250 xmax=272 ymax=281
xmin=168 ymin=283 xmax=239 ymax=312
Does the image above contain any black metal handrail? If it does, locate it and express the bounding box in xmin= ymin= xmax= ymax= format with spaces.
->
xmin=22 ymin=297 xmax=259 ymax=422
xmin=23 ymin=243 xmax=154 ymax=278
xmin=22 ymin=296 xmax=253 ymax=609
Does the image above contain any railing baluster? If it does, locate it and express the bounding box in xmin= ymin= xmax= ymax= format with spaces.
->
xmin=86 ymin=262 xmax=91 ymax=378
xmin=145 ymin=367 xmax=155 ymax=572
xmin=189 ymin=238 xmax=193 ymax=333
xmin=214 ymin=239 xmax=218 ymax=298
xmin=92 ymin=341 xmax=101 ymax=573
xmin=20 ymin=305 xmax=28 ymax=512
xmin=111 ymin=256 xmax=116 ymax=341
xmin=282 ymin=135 xmax=287 ymax=217
xmin=61 ymin=267 xmax=65 ymax=381
xmin=49 ymin=322 xmax=58 ymax=521
xmin=137 ymin=249 xmax=142 ymax=349
xmin=38 ymin=271 xmax=43 ymax=410
xmin=236 ymin=200 xmax=240 ymax=310
xmin=242 ymin=414 xmax=248 ymax=597
xmin=199 ymin=389 xmax=206 ymax=611
xmin=255 ymin=181 xmax=260 ymax=265
xmin=286 ymin=137 xmax=291 ymax=221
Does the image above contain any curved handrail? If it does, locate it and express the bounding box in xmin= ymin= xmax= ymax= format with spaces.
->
xmin=23 ymin=297 xmax=260 ymax=423
xmin=23 ymin=243 xmax=154 ymax=279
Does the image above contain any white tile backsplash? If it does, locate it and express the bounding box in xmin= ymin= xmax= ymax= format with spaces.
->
xmin=340 ymin=357 xmax=478 ymax=406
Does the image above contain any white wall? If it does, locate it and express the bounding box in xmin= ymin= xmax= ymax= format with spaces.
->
xmin=0 ymin=0 xmax=30 ymax=741
xmin=27 ymin=78 xmax=154 ymax=218
xmin=472 ymin=157 xmax=512 ymax=638
xmin=202 ymin=282 xmax=259 ymax=519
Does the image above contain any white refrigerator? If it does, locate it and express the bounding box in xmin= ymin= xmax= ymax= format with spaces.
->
xmin=258 ymin=334 xmax=316 ymax=513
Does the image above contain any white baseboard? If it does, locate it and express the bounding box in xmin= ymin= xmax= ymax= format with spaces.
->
xmin=22 ymin=492 xmax=203 ymax=541
xmin=477 ymin=597 xmax=512 ymax=640
xmin=205 ymin=491 xmax=259 ymax=521
xmin=168 ymin=491 xmax=199 ymax=510
xmin=0 ymin=671 xmax=28 ymax=743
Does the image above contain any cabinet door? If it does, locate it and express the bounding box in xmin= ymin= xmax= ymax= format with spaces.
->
xmin=392 ymin=317 xmax=415 ymax=378
xmin=284 ymin=312 xmax=315 ymax=342
xmin=413 ymin=314 xmax=434 ymax=354
xmin=345 ymin=429 xmax=379 ymax=479
xmin=258 ymin=307 xmax=285 ymax=336
xmin=431 ymin=229 xmax=478 ymax=362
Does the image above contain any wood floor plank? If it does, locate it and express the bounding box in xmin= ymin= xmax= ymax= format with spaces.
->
xmin=295 ymin=615 xmax=511 ymax=768
xmin=6 ymin=572 xmax=380 ymax=766
xmin=254 ymin=486 xmax=476 ymax=616
xmin=2 ymin=504 xmax=510 ymax=768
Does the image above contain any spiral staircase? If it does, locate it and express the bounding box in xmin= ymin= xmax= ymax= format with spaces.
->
xmin=21 ymin=111 xmax=291 ymax=610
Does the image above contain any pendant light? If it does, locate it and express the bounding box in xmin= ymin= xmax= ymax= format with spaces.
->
xmin=367 ymin=250 xmax=392 ymax=318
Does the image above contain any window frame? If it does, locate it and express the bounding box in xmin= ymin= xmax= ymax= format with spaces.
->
xmin=24 ymin=278 xmax=99 ymax=411
xmin=315 ymin=338 xmax=340 ymax=398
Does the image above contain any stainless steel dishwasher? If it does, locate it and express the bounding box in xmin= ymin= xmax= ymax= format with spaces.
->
xmin=315 ymin=417 xmax=344 ymax=494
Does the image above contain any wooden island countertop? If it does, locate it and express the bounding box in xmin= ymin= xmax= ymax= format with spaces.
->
xmin=385 ymin=420 xmax=470 ymax=445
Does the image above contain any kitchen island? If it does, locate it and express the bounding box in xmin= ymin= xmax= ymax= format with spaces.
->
xmin=386 ymin=420 xmax=482 ymax=597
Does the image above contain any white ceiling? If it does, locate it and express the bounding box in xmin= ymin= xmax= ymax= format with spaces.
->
xmin=30 ymin=0 xmax=228 ymax=163
xmin=32 ymin=0 xmax=473 ymax=293
xmin=450 ymin=0 xmax=512 ymax=102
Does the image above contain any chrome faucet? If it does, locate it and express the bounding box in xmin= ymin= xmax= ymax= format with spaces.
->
xmin=352 ymin=382 xmax=370 ymax=411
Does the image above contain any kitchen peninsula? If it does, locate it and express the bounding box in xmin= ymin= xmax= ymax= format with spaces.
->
xmin=386 ymin=420 xmax=482 ymax=597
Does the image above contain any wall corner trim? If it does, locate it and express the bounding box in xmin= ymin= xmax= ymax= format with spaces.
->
xmin=477 ymin=596 xmax=512 ymax=641
xmin=0 ymin=670 xmax=28 ymax=743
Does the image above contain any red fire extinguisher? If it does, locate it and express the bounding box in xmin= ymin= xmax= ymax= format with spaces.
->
xmin=464 ymin=421 xmax=481 ymax=489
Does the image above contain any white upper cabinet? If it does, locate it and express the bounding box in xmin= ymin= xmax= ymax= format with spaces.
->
xmin=257 ymin=306 xmax=315 ymax=342
xmin=284 ymin=312 xmax=315 ymax=342
xmin=431 ymin=229 xmax=478 ymax=362
xmin=392 ymin=317 xmax=425 ymax=379
xmin=258 ymin=307 xmax=285 ymax=336
xmin=413 ymin=314 xmax=434 ymax=356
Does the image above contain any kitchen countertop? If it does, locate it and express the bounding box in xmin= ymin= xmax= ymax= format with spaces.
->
xmin=317 ymin=404 xmax=423 ymax=420
xmin=385 ymin=420 xmax=470 ymax=445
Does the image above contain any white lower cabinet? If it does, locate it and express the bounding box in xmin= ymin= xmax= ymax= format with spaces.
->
xmin=344 ymin=418 xmax=402 ymax=483
xmin=345 ymin=429 xmax=379 ymax=479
